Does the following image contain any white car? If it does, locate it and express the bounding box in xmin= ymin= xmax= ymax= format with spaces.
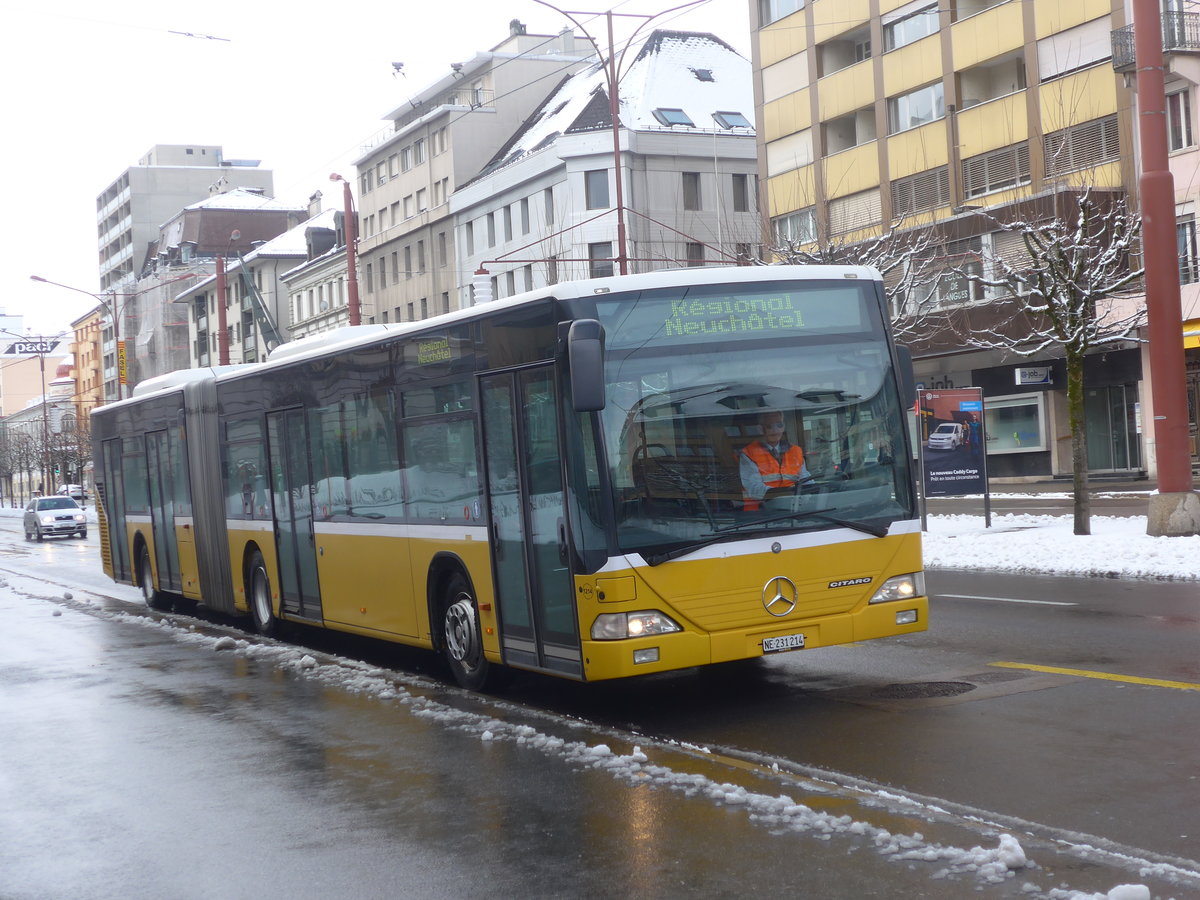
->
xmin=24 ymin=496 xmax=87 ymax=541
xmin=58 ymin=484 xmax=86 ymax=502
xmin=927 ymin=422 xmax=964 ymax=451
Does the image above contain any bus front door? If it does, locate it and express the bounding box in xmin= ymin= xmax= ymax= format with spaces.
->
xmin=481 ymin=368 xmax=582 ymax=678
xmin=266 ymin=409 xmax=323 ymax=622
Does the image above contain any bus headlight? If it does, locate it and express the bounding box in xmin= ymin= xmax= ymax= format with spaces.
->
xmin=869 ymin=572 xmax=925 ymax=603
xmin=591 ymin=610 xmax=682 ymax=640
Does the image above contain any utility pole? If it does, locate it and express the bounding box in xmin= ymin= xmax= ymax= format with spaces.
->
xmin=1132 ymin=0 xmax=1200 ymax=535
xmin=330 ymin=173 xmax=362 ymax=325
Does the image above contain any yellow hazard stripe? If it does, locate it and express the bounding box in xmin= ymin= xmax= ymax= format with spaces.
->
xmin=992 ymin=661 xmax=1200 ymax=692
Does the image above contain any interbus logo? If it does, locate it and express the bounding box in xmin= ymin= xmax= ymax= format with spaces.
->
xmin=762 ymin=576 xmax=798 ymax=617
xmin=829 ymin=577 xmax=873 ymax=589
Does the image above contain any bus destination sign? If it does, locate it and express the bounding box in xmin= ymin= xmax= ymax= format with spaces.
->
xmin=663 ymin=295 xmax=804 ymax=337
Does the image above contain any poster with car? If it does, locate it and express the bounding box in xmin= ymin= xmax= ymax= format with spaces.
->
xmin=918 ymin=387 xmax=988 ymax=498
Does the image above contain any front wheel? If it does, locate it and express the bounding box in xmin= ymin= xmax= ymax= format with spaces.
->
xmin=138 ymin=546 xmax=171 ymax=610
xmin=441 ymin=572 xmax=494 ymax=691
xmin=248 ymin=551 xmax=278 ymax=637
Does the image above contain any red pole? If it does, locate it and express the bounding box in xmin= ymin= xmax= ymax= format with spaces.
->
xmin=607 ymin=11 xmax=628 ymax=275
xmin=341 ymin=177 xmax=362 ymax=325
xmin=216 ymin=255 xmax=230 ymax=366
xmin=1133 ymin=0 xmax=1192 ymax=494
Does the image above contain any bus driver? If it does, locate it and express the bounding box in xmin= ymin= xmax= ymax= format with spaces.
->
xmin=739 ymin=410 xmax=811 ymax=511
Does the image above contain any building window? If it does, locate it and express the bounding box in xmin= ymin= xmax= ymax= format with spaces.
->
xmin=416 ymin=188 xmax=427 ymax=211
xmin=1179 ymin=215 xmax=1199 ymax=285
xmin=890 ymin=166 xmax=950 ymax=217
xmin=465 ymin=221 xmax=474 ymax=256
xmin=404 ymin=246 xmax=413 ymax=278
xmin=773 ymin=208 xmax=816 ymax=244
xmin=520 ymin=198 xmax=530 ymax=234
xmin=760 ymin=0 xmax=803 ymax=26
xmin=547 ymin=255 xmax=559 ymax=285
xmin=391 ymin=251 xmax=400 ymax=284
xmin=963 ymin=142 xmax=1031 ymax=198
xmin=984 ymin=393 xmax=1047 ymax=453
xmin=732 ymin=173 xmax=750 ymax=212
xmin=652 ymin=108 xmax=695 ymax=127
xmin=503 ymin=205 xmax=513 ymax=241
xmin=883 ymin=3 xmax=938 ymax=52
xmin=1168 ymin=90 xmax=1194 ymax=151
xmin=585 ymin=170 xmax=609 ymax=209
xmin=506 ymin=270 xmax=516 ymax=297
xmin=544 ymin=187 xmax=555 ymax=225
xmin=417 ymin=240 xmax=426 ymax=274
xmin=686 ymin=242 xmax=705 ymax=267
xmin=713 ymin=111 xmax=752 ymax=129
xmin=487 ymin=212 xmax=496 ymax=247
xmin=438 ymin=231 xmax=447 ymax=267
xmin=683 ymin=172 xmax=702 ymax=210
xmin=887 ymin=82 xmax=945 ymax=134
xmin=588 ymin=242 xmax=614 ymax=278
xmin=365 ymin=263 xmax=374 ymax=292
xmin=1043 ymin=115 xmax=1120 ymax=177
xmin=413 ymin=139 xmax=425 ymax=164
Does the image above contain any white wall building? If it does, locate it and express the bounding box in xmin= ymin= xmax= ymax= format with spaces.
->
xmin=452 ymin=29 xmax=761 ymax=305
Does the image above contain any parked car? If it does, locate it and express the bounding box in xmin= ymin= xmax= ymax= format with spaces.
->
xmin=927 ymin=422 xmax=964 ymax=451
xmin=24 ymin=496 xmax=87 ymax=541
xmin=58 ymin=484 xmax=86 ymax=502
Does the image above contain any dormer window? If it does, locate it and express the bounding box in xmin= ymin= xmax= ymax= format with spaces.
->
xmin=713 ymin=111 xmax=752 ymax=129
xmin=653 ymin=108 xmax=695 ymax=127
xmin=691 ymin=68 xmax=714 ymax=81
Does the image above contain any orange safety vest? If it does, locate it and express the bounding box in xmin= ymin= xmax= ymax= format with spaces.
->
xmin=742 ymin=441 xmax=805 ymax=510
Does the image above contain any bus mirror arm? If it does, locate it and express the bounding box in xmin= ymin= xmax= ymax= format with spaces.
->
xmin=567 ymin=319 xmax=606 ymax=412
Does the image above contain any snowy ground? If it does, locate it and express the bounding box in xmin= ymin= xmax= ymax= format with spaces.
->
xmin=925 ymin=511 xmax=1200 ymax=581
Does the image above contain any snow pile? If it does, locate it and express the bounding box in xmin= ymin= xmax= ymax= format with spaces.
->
xmin=925 ymin=514 xmax=1200 ymax=580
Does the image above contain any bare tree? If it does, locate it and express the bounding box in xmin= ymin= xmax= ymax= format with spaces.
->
xmin=961 ymin=187 xmax=1145 ymax=535
xmin=766 ymin=224 xmax=947 ymax=340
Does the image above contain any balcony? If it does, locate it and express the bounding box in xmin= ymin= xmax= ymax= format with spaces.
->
xmin=1112 ymin=12 xmax=1200 ymax=71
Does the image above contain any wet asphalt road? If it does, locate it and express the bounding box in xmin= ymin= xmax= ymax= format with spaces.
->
xmin=0 ymin=514 xmax=1197 ymax=899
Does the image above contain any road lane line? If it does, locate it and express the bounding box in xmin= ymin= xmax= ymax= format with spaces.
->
xmin=939 ymin=593 xmax=1077 ymax=607
xmin=992 ymin=661 xmax=1200 ymax=691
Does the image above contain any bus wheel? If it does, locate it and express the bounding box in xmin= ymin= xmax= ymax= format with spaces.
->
xmin=248 ymin=551 xmax=278 ymax=638
xmin=138 ymin=547 xmax=171 ymax=611
xmin=442 ymin=572 xmax=491 ymax=691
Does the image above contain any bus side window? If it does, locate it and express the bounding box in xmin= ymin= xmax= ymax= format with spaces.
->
xmin=401 ymin=418 xmax=480 ymax=521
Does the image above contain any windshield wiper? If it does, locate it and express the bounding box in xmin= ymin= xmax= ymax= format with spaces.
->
xmin=642 ymin=509 xmax=889 ymax=566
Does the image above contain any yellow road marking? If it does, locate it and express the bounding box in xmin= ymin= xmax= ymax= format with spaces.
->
xmin=992 ymin=661 xmax=1200 ymax=692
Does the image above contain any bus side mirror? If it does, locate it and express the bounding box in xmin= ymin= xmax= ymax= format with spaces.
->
xmin=896 ymin=345 xmax=916 ymax=410
xmin=568 ymin=319 xmax=606 ymax=412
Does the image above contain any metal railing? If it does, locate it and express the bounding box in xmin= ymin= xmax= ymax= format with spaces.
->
xmin=1112 ymin=12 xmax=1200 ymax=69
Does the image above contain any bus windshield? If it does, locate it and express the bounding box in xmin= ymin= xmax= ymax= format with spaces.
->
xmin=592 ymin=279 xmax=914 ymax=561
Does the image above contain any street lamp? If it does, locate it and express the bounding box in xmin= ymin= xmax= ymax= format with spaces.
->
xmin=329 ymin=173 xmax=362 ymax=325
xmin=29 ymin=275 xmax=125 ymax=401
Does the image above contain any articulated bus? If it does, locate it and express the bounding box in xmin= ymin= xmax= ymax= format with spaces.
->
xmin=91 ymin=265 xmax=926 ymax=689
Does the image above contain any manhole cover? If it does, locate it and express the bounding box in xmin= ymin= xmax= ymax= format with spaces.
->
xmin=869 ymin=681 xmax=976 ymax=700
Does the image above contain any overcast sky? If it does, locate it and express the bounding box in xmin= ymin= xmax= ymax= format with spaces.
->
xmin=1 ymin=0 xmax=751 ymax=339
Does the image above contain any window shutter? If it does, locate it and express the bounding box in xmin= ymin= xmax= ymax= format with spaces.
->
xmin=829 ymin=188 xmax=882 ymax=234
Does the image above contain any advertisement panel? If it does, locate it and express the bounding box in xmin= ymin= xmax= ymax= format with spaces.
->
xmin=919 ymin=387 xmax=987 ymax=498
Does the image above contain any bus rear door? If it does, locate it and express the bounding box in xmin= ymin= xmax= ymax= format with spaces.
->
xmin=481 ymin=367 xmax=582 ymax=678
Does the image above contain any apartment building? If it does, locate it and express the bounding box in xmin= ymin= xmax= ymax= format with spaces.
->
xmin=453 ymin=29 xmax=761 ymax=304
xmin=752 ymin=0 xmax=1145 ymax=480
xmin=351 ymin=21 xmax=594 ymax=324
xmin=96 ymin=145 xmax=274 ymax=292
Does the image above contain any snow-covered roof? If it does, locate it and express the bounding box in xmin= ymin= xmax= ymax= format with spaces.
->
xmin=183 ymin=188 xmax=304 ymax=213
xmin=174 ymin=208 xmax=340 ymax=299
xmin=474 ymin=30 xmax=753 ymax=182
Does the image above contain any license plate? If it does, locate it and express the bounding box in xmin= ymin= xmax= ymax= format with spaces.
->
xmin=762 ymin=632 xmax=806 ymax=653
